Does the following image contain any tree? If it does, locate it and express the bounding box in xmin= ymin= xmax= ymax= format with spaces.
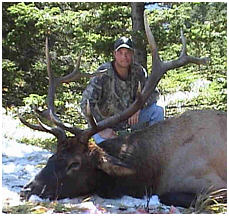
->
xmin=2 ymin=2 xmax=131 ymax=110
xmin=131 ymin=2 xmax=147 ymax=68
xmin=2 ymin=2 xmax=226 ymax=116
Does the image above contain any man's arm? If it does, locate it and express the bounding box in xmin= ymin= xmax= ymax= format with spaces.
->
xmin=80 ymin=75 xmax=104 ymax=124
xmin=80 ymin=73 xmax=117 ymax=139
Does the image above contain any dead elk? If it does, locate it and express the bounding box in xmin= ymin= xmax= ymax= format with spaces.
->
xmin=19 ymin=13 xmax=226 ymax=208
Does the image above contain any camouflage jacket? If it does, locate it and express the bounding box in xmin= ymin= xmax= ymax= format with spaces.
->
xmin=80 ymin=61 xmax=159 ymax=130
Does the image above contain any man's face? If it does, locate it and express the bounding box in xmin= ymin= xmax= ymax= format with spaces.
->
xmin=114 ymin=48 xmax=133 ymax=68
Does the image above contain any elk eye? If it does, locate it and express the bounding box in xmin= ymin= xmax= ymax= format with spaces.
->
xmin=67 ymin=161 xmax=81 ymax=171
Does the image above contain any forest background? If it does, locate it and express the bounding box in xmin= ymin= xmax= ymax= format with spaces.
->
xmin=2 ymin=2 xmax=227 ymax=128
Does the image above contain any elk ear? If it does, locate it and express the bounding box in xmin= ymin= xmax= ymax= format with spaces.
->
xmin=98 ymin=154 xmax=135 ymax=176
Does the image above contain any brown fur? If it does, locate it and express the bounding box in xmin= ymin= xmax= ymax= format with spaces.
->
xmin=97 ymin=110 xmax=226 ymax=195
xmin=21 ymin=110 xmax=227 ymax=207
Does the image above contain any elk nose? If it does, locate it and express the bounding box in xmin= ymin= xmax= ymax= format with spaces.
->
xmin=20 ymin=185 xmax=33 ymax=201
xmin=20 ymin=180 xmax=41 ymax=201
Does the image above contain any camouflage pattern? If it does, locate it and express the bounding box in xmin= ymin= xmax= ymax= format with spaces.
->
xmin=80 ymin=61 xmax=159 ymax=130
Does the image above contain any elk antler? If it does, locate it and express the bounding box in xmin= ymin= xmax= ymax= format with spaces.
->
xmin=19 ymin=36 xmax=105 ymax=140
xmin=18 ymin=112 xmax=66 ymax=142
xmin=45 ymin=37 xmax=103 ymax=115
xmin=80 ymin=12 xmax=209 ymax=142
xmin=20 ymin=12 xmax=209 ymax=145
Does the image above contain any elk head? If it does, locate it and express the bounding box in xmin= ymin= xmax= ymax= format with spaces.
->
xmin=19 ymin=13 xmax=209 ymax=200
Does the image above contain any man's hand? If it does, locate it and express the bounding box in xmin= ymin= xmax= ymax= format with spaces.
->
xmin=98 ymin=128 xmax=117 ymax=139
xmin=128 ymin=110 xmax=140 ymax=126
xmin=98 ymin=111 xmax=140 ymax=139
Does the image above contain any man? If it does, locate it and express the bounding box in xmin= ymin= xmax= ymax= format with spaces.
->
xmin=80 ymin=36 xmax=164 ymax=144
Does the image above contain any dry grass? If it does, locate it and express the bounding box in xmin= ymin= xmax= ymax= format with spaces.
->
xmin=184 ymin=187 xmax=227 ymax=214
xmin=2 ymin=201 xmax=73 ymax=214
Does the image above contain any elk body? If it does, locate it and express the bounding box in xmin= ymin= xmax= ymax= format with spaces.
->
xmin=21 ymin=110 xmax=226 ymax=207
xmin=19 ymin=13 xmax=226 ymax=208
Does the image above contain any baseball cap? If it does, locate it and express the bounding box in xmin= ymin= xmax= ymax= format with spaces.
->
xmin=114 ymin=37 xmax=133 ymax=51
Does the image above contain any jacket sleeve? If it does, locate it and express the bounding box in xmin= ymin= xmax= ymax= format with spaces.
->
xmin=80 ymin=74 xmax=107 ymax=125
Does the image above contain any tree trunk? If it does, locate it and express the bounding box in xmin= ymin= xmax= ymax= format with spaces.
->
xmin=131 ymin=2 xmax=147 ymax=69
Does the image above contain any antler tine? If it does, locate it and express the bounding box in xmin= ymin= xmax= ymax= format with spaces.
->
xmin=163 ymin=29 xmax=209 ymax=71
xmin=180 ymin=29 xmax=187 ymax=56
xmin=49 ymin=109 xmax=83 ymax=136
xmin=86 ymin=100 xmax=97 ymax=129
xmin=144 ymin=12 xmax=157 ymax=54
xmin=19 ymin=113 xmax=47 ymax=132
xmin=58 ymin=58 xmax=107 ymax=84
xmin=46 ymin=36 xmax=56 ymax=114
xmin=34 ymin=107 xmax=81 ymax=135
xmin=75 ymin=51 xmax=82 ymax=70
xmin=36 ymin=117 xmax=67 ymax=142
xmin=57 ymin=55 xmax=82 ymax=84
xmin=18 ymin=112 xmax=66 ymax=141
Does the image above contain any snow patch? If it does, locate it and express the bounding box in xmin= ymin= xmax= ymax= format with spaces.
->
xmin=2 ymin=109 xmax=181 ymax=213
